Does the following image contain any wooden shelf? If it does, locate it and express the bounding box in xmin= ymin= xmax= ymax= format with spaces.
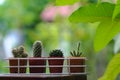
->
xmin=2 ymin=57 xmax=87 ymax=80
xmin=0 ymin=74 xmax=87 ymax=80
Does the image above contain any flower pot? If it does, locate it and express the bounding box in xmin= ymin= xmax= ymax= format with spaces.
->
xmin=48 ymin=57 xmax=64 ymax=73
xmin=29 ymin=57 xmax=46 ymax=73
xmin=68 ymin=57 xmax=85 ymax=73
xmin=9 ymin=58 xmax=27 ymax=73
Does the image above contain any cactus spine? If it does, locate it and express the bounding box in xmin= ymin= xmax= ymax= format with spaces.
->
xmin=33 ymin=41 xmax=42 ymax=57
xmin=12 ymin=45 xmax=28 ymax=58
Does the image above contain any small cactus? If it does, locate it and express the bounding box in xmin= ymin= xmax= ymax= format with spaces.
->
xmin=12 ymin=48 xmax=19 ymax=57
xmin=21 ymin=53 xmax=28 ymax=58
xmin=18 ymin=45 xmax=24 ymax=54
xmin=12 ymin=45 xmax=28 ymax=58
xmin=70 ymin=42 xmax=82 ymax=57
xmin=49 ymin=49 xmax=63 ymax=57
xmin=33 ymin=41 xmax=42 ymax=57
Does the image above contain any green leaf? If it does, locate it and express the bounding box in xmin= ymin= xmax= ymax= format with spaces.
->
xmin=97 ymin=0 xmax=101 ymax=5
xmin=94 ymin=20 xmax=120 ymax=52
xmin=69 ymin=2 xmax=120 ymax=52
xmin=112 ymin=0 xmax=120 ymax=20
xmin=98 ymin=53 xmax=120 ymax=80
xmin=55 ymin=0 xmax=80 ymax=6
xmin=69 ymin=2 xmax=115 ymax=23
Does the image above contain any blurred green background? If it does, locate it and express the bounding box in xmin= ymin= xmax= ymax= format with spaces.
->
xmin=0 ymin=0 xmax=116 ymax=80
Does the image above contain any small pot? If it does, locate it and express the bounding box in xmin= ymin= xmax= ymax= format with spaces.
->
xmin=68 ymin=57 xmax=85 ymax=73
xmin=48 ymin=57 xmax=64 ymax=73
xmin=9 ymin=58 xmax=27 ymax=73
xmin=29 ymin=57 xmax=46 ymax=73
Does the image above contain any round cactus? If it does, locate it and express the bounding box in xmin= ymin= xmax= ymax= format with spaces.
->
xmin=33 ymin=41 xmax=42 ymax=57
xmin=49 ymin=49 xmax=63 ymax=57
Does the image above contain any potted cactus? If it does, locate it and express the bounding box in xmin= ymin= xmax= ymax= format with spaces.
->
xmin=29 ymin=41 xmax=46 ymax=73
xmin=48 ymin=49 xmax=64 ymax=73
xmin=9 ymin=45 xmax=28 ymax=73
xmin=68 ymin=42 xmax=85 ymax=73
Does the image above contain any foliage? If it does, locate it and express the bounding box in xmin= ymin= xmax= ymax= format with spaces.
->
xmin=0 ymin=61 xmax=9 ymax=73
xmin=55 ymin=0 xmax=119 ymax=52
xmin=69 ymin=2 xmax=114 ymax=23
xmin=55 ymin=0 xmax=98 ymax=6
xmin=0 ymin=0 xmax=50 ymax=35
xmin=56 ymin=0 xmax=80 ymax=5
xmin=69 ymin=2 xmax=119 ymax=52
xmin=55 ymin=0 xmax=120 ymax=80
xmin=29 ymin=22 xmax=60 ymax=53
xmin=97 ymin=0 xmax=101 ymax=4
xmin=98 ymin=53 xmax=120 ymax=80
xmin=94 ymin=20 xmax=120 ymax=52
xmin=112 ymin=0 xmax=120 ymax=20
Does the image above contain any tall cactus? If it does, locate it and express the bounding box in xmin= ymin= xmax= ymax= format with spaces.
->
xmin=33 ymin=41 xmax=42 ymax=57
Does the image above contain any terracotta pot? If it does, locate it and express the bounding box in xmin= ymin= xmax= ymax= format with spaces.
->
xmin=48 ymin=57 xmax=64 ymax=73
xmin=9 ymin=58 xmax=27 ymax=73
xmin=68 ymin=57 xmax=85 ymax=73
xmin=29 ymin=57 xmax=46 ymax=73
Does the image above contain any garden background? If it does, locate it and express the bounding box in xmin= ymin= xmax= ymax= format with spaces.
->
xmin=0 ymin=0 xmax=119 ymax=80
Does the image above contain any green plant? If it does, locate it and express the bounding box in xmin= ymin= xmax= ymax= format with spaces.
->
xmin=12 ymin=45 xmax=28 ymax=58
xmin=33 ymin=41 xmax=42 ymax=57
xmin=49 ymin=49 xmax=63 ymax=57
xmin=70 ymin=42 xmax=82 ymax=57
xmin=55 ymin=0 xmax=120 ymax=80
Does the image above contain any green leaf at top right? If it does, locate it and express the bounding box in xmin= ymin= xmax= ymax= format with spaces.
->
xmin=112 ymin=0 xmax=120 ymax=20
xmin=69 ymin=2 xmax=115 ymax=23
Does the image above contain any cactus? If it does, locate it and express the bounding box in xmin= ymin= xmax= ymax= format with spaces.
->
xmin=49 ymin=49 xmax=63 ymax=57
xmin=21 ymin=53 xmax=28 ymax=58
xmin=12 ymin=48 xmax=19 ymax=58
xmin=12 ymin=45 xmax=28 ymax=58
xmin=18 ymin=45 xmax=24 ymax=54
xmin=33 ymin=41 xmax=42 ymax=57
xmin=70 ymin=42 xmax=82 ymax=57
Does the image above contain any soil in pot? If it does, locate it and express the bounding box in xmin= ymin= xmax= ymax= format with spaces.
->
xmin=68 ymin=57 xmax=85 ymax=73
xmin=48 ymin=57 xmax=64 ymax=73
xmin=9 ymin=58 xmax=27 ymax=73
xmin=29 ymin=58 xmax=46 ymax=73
